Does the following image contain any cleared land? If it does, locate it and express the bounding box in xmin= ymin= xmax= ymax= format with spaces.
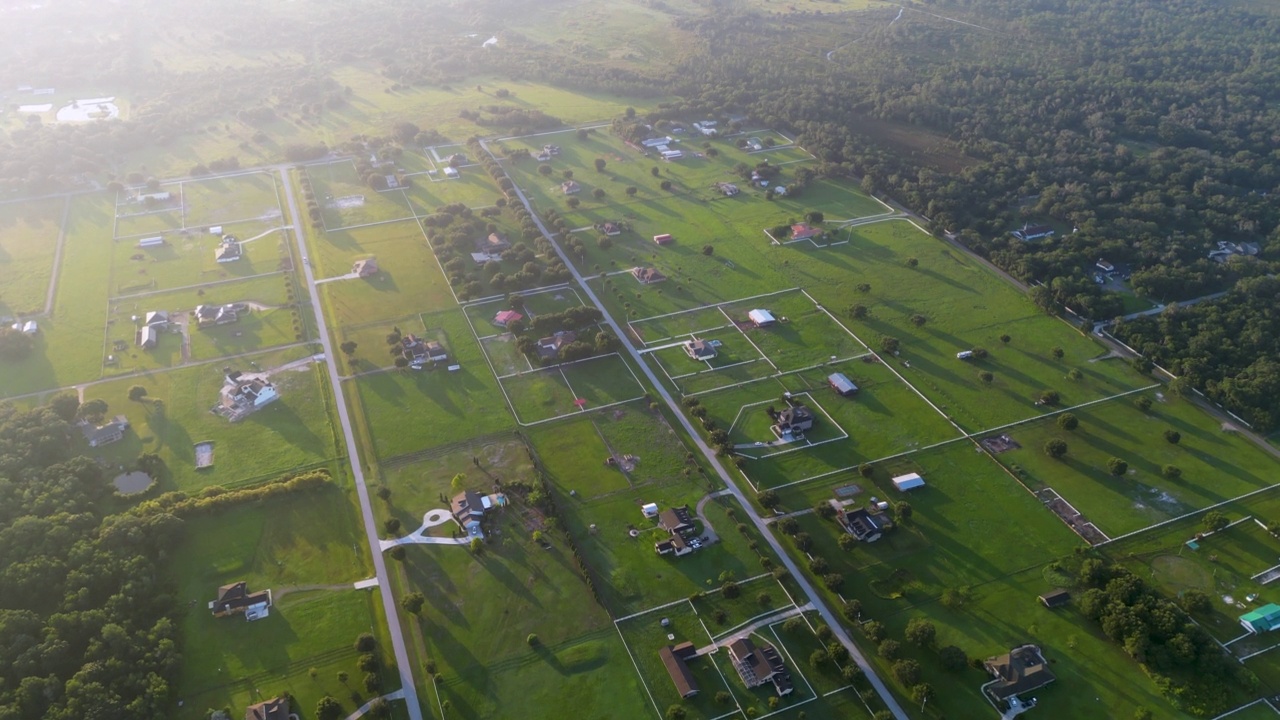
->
xmin=0 ymin=197 xmax=62 ymax=317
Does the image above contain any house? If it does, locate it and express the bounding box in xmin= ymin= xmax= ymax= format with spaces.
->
xmin=717 ymin=182 xmax=740 ymax=196
xmin=659 ymin=644 xmax=700 ymax=698
xmin=137 ymin=236 xmax=164 ymax=248
xmin=658 ymin=506 xmax=696 ymax=536
xmin=655 ymin=533 xmax=694 ymax=557
xmin=353 ymin=257 xmax=379 ymax=277
xmin=21 ymin=320 xmax=37 ymax=335
xmin=728 ymin=637 xmax=793 ymax=696
xmin=194 ymin=303 xmax=245 ymax=327
xmin=1011 ymin=224 xmax=1055 ymax=242
xmin=694 ymin=121 xmax=718 ymax=136
xmin=493 ymin=310 xmax=524 ymax=328
xmin=790 ymin=223 xmax=823 ymax=241
xmin=838 ymin=507 xmax=883 ymax=542
xmin=209 ymin=226 xmax=223 ymax=235
xmin=653 ymin=233 xmax=673 ymax=245
xmin=747 ymin=138 xmax=763 ymax=151
xmin=982 ymin=645 xmax=1056 ymax=703
xmin=642 ymin=136 xmax=674 ymax=148
xmin=773 ymin=405 xmax=814 ymax=435
xmin=600 ymin=222 xmax=622 ymax=236
xmin=562 ymin=180 xmax=581 ymax=194
xmin=138 ymin=325 xmax=158 ymax=349
xmin=1209 ymin=240 xmax=1262 ymax=263
xmin=748 ymin=309 xmax=776 ymax=327
xmin=535 ymin=151 xmax=552 ymax=162
xmin=683 ymin=338 xmax=717 ymax=361
xmin=210 ymin=581 xmax=272 ymax=619
xmin=661 ymin=150 xmax=684 ymax=161
xmin=424 ymin=340 xmax=448 ymax=363
xmin=892 ymin=472 xmax=926 ymax=492
xmin=137 ymin=191 xmax=172 ymax=203
xmin=451 ymin=489 xmax=492 ymax=537
xmin=535 ymin=331 xmax=577 ymax=361
xmin=443 ymin=167 xmax=459 ymax=179
xmin=631 ymin=267 xmax=667 ymax=284
xmin=641 ymin=502 xmax=660 ymax=518
xmin=1240 ymin=604 xmax=1280 ymax=634
xmin=218 ymin=371 xmax=279 ymax=420
xmin=1039 ymin=589 xmax=1071 ymax=609
xmin=144 ymin=311 xmax=168 ymax=327
xmin=244 ymin=696 xmax=291 ymax=720
xmin=1096 ymin=259 xmax=1116 ymax=273
xmin=215 ymin=236 xmax=242 ymax=263
xmin=447 ymin=153 xmax=467 ymax=165
xmin=80 ymin=415 xmax=129 ymax=447
xmin=482 ymin=233 xmax=511 ymax=253
xmin=773 ymin=186 xmax=787 ymax=196
xmin=543 ymin=144 xmax=561 ymax=156
xmin=828 ymin=372 xmax=859 ymax=396
xmin=385 ymin=174 xmax=400 ymax=189
xmin=401 ymin=334 xmax=428 ymax=364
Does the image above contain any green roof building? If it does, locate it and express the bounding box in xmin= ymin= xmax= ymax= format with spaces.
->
xmin=1239 ymin=604 xmax=1280 ymax=633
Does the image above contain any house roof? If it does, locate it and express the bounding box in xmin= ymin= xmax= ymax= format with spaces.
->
xmin=144 ymin=310 xmax=168 ymax=325
xmin=728 ymin=637 xmax=784 ymax=686
xmin=684 ymin=339 xmax=716 ymax=359
xmin=892 ymin=472 xmax=925 ymax=491
xmin=494 ymin=310 xmax=523 ymax=325
xmin=828 ymin=372 xmax=858 ymax=394
xmin=214 ymin=581 xmax=271 ymax=611
xmin=1241 ymin=604 xmax=1280 ymax=629
xmin=983 ymin=645 xmax=1056 ymax=701
xmin=659 ymin=645 xmax=700 ymax=698
xmin=244 ymin=696 xmax=291 ymax=720
xmin=451 ymin=490 xmax=487 ymax=520
xmin=777 ymin=405 xmax=813 ymax=425
xmin=485 ymin=233 xmax=510 ymax=249
xmin=658 ymin=506 xmax=694 ymax=534
xmin=632 ymin=267 xmax=667 ymax=283
xmin=748 ymin=309 xmax=776 ymax=325
xmin=562 ymin=180 xmax=581 ymax=193
xmin=215 ymin=240 xmax=242 ymax=261
xmin=840 ymin=507 xmax=881 ymax=539
xmin=791 ymin=223 xmax=822 ymax=239
xmin=536 ymin=331 xmax=577 ymax=359
xmin=353 ymin=257 xmax=379 ymax=276
xmin=81 ymin=415 xmax=129 ymax=444
xmin=1039 ymin=589 xmax=1071 ymax=608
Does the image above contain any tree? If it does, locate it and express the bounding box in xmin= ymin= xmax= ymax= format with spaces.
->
xmin=940 ymin=587 xmax=969 ymax=609
xmin=592 ymin=188 xmax=606 ymax=199
xmin=1181 ymin=589 xmax=1212 ymax=615
xmin=859 ymin=463 xmax=874 ymax=478
xmin=978 ymin=370 xmax=994 ymax=384
xmin=849 ymin=304 xmax=868 ymax=320
xmin=909 ymin=314 xmax=927 ymax=327
xmin=758 ymin=490 xmax=780 ymax=509
xmin=563 ymin=169 xmax=574 ymax=179
xmin=1044 ymin=438 xmax=1068 ymax=458
xmin=1164 ymin=429 xmax=1181 ymax=444
xmin=911 ymin=683 xmax=935 ymax=705
xmin=355 ymin=633 xmax=377 ymax=652
xmin=660 ymin=180 xmax=673 ymax=191
xmin=538 ymin=164 xmax=552 ymax=176
xmin=567 ymin=196 xmax=580 ymax=209
xmin=626 ymin=186 xmax=637 ymax=196
xmin=894 ymin=501 xmax=913 ymax=521
xmin=905 ymin=257 xmax=919 ymax=268
xmin=794 ymin=532 xmax=812 ymax=551
xmin=892 ymin=659 xmax=922 ymax=686
xmin=810 ymin=649 xmax=829 ymax=667
xmin=862 ymin=621 xmax=887 ymax=643
xmin=651 ymin=166 xmax=660 ymax=177
xmin=1162 ymin=464 xmax=1182 ymax=480
xmin=1057 ymin=412 xmax=1078 ymax=431
xmin=665 ymin=706 xmax=687 ymax=720
xmin=1203 ymin=511 xmax=1229 ymax=533
xmin=878 ymin=640 xmax=901 ymax=660
xmin=1135 ymin=396 xmax=1153 ymax=412
xmin=316 ymin=696 xmax=344 ymax=720
xmin=999 ymin=334 xmax=1011 ymax=344
xmin=77 ymin=398 xmax=109 ymax=423
xmin=336 ymin=671 xmax=349 ymax=684
xmin=364 ymin=671 xmax=381 ymax=692
xmin=48 ymin=391 xmax=80 ymax=421
xmin=401 ymin=592 xmax=425 ymax=614
xmin=470 ymin=537 xmax=483 ymax=553
xmin=1107 ymin=457 xmax=1129 ymax=476
xmin=880 ymin=336 xmax=900 ymax=354
xmin=905 ymin=618 xmax=936 ymax=647
xmin=527 ymin=633 xmax=540 ymax=646
xmin=389 ymin=546 xmax=406 ymax=560
xmin=701 ymin=244 xmax=714 ymax=256
xmin=721 ymin=580 xmax=740 ymax=598
xmin=1040 ymin=389 xmax=1060 ymax=405
xmin=595 ymin=158 xmax=607 ymax=172
xmin=938 ymin=645 xmax=968 ymax=671
xmin=715 ymin=691 xmax=731 ymax=704
xmin=1051 ymin=346 xmax=1065 ymax=359
xmin=128 ymin=385 xmax=148 ymax=401
xmin=340 ymin=340 xmax=358 ymax=357
xmin=805 ymin=211 xmax=824 ymax=224
xmin=1068 ymin=368 xmax=1084 ymax=381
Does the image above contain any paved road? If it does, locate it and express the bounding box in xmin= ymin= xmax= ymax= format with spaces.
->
xmin=278 ymin=169 xmax=424 ymax=720
xmin=482 ymin=139 xmax=911 ymax=720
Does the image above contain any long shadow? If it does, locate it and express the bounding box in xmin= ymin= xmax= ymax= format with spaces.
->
xmin=250 ymin=401 xmax=327 ymax=457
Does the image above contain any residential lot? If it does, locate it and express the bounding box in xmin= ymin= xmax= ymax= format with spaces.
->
xmin=0 ymin=196 xmax=63 ymax=317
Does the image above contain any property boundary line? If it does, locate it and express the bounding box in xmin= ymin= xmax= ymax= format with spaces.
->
xmin=611 ymin=622 xmax=663 ymax=720
xmin=1099 ymin=482 xmax=1280 ymax=548
xmin=627 ymin=287 xmax=800 ymax=333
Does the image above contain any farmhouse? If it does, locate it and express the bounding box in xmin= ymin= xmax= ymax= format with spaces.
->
xmin=659 ymin=643 xmax=700 ymax=698
xmin=1038 ymin=589 xmax=1071 ymax=609
xmin=683 ymin=338 xmax=717 ymax=361
xmin=451 ymin=489 xmax=494 ymax=538
xmin=982 ymin=645 xmax=1056 ymax=703
xmin=828 ymin=372 xmax=859 ymax=396
xmin=80 ymin=415 xmax=130 ymax=447
xmin=772 ymin=405 xmax=814 ymax=436
xmin=747 ymin=138 xmax=763 ymax=151
xmin=542 ymin=144 xmax=561 ymax=156
xmin=1095 ymin=259 xmax=1116 ymax=273
xmin=493 ymin=310 xmax=524 ymax=328
xmin=1011 ymin=224 xmax=1055 ymax=242
xmin=481 ymin=232 xmax=511 ymax=253
xmin=535 ymin=331 xmax=577 ymax=361
xmin=218 ymin=371 xmax=279 ymax=421
xmin=424 ymin=340 xmax=449 ymax=363
xmin=215 ymin=236 xmax=242 ymax=263
xmin=1240 ymin=604 xmax=1280 ymax=634
xmin=244 ymin=696 xmax=291 ymax=720
xmin=535 ymin=150 xmax=552 ymax=162
xmin=143 ymin=310 xmax=168 ymax=327
xmin=137 ymin=325 xmax=159 ymax=349
xmin=631 ymin=267 xmax=666 ymax=284
xmin=790 ymin=223 xmax=823 ymax=241
xmin=599 ymin=222 xmax=622 ymax=236
xmin=1209 ymin=240 xmax=1261 ymax=263
xmin=655 ymin=505 xmax=698 ymax=557
xmin=748 ymin=308 xmax=776 ymax=327
xmin=838 ymin=507 xmax=883 ymax=543
xmin=194 ymin=303 xmax=245 ymax=327
xmin=353 ymin=257 xmax=379 ymax=277
xmin=728 ymin=637 xmax=793 ymax=696
xmin=562 ymin=180 xmax=581 ymax=194
xmin=209 ymin=581 xmax=272 ymax=620
xmin=892 ymin=472 xmax=926 ymax=492
xmin=653 ymin=233 xmax=673 ymax=245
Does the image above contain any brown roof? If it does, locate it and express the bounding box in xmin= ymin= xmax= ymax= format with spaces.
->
xmin=1039 ymin=589 xmax=1071 ymax=608
xmin=658 ymin=506 xmax=694 ymax=535
xmin=213 ymin=581 xmax=271 ymax=613
xmin=632 ymin=267 xmax=667 ymax=283
xmin=451 ymin=490 xmax=486 ymax=520
xmin=659 ymin=645 xmax=700 ymax=698
xmin=984 ymin=644 xmax=1056 ymax=701
xmin=728 ymin=637 xmax=784 ymax=687
xmin=245 ymin=696 xmax=291 ymax=720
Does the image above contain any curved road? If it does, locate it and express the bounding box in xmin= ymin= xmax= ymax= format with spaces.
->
xmin=278 ymin=169 xmax=424 ymax=720
xmin=481 ymin=140 xmax=911 ymax=720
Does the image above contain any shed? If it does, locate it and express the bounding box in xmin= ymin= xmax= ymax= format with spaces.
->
xmin=443 ymin=167 xmax=459 ymax=179
xmin=748 ymin=309 xmax=776 ymax=327
xmin=1241 ymin=604 xmax=1280 ymax=634
xmin=828 ymin=372 xmax=858 ymax=396
xmin=138 ymin=236 xmax=164 ymax=247
xmin=208 ymin=226 xmax=223 ymax=235
xmin=1039 ymin=589 xmax=1071 ymax=608
xmin=956 ymin=350 xmax=974 ymax=360
xmin=892 ymin=473 xmax=925 ymax=492
xmin=653 ymin=233 xmax=673 ymax=245
xmin=21 ymin=320 xmax=38 ymax=335
xmin=642 ymin=503 xmax=659 ymax=518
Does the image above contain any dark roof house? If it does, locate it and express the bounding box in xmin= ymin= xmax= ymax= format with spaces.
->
xmin=658 ymin=506 xmax=696 ymax=535
xmin=659 ymin=644 xmax=700 ymax=698
xmin=983 ymin=644 xmax=1056 ymax=702
xmin=81 ymin=415 xmax=130 ymax=447
xmin=1039 ymin=589 xmax=1071 ymax=608
xmin=773 ymin=405 xmax=814 ymax=434
xmin=838 ymin=507 xmax=882 ymax=543
xmin=211 ymin=581 xmax=272 ymax=617
xmin=244 ymin=697 xmax=291 ymax=720
xmin=728 ymin=637 xmax=793 ymax=696
xmin=632 ymin=267 xmax=667 ymax=284
xmin=683 ymin=339 xmax=717 ymax=360
xmin=535 ymin=331 xmax=577 ymax=360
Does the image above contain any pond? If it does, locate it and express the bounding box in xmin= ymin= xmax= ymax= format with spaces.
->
xmin=112 ymin=471 xmax=153 ymax=496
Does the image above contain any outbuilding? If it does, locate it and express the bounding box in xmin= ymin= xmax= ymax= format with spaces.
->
xmin=892 ymin=473 xmax=925 ymax=492
xmin=828 ymin=372 xmax=858 ymax=396
xmin=748 ymin=309 xmax=776 ymax=327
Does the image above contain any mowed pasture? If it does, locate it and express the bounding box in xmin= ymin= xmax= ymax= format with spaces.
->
xmin=306 ymin=159 xmax=416 ymax=229
xmin=0 ymin=197 xmax=62 ymax=317
xmin=166 ymin=484 xmax=400 ymax=720
xmin=82 ymin=346 xmax=338 ymax=492
xmin=387 ymin=502 xmax=651 ymax=720
xmin=108 ymin=221 xmax=285 ymax=296
xmin=179 ymin=171 xmax=284 ymax=228
xmin=401 ymin=163 xmax=501 ymax=215
xmin=501 ymin=353 xmax=647 ymax=425
xmin=1003 ymin=391 xmax=1280 ymax=536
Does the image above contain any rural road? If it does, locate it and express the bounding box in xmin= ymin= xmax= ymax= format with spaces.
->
xmin=278 ymin=168 xmax=424 ymax=720
xmin=482 ymin=139 xmax=912 ymax=720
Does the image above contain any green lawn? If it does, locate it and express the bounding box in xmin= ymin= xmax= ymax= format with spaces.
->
xmin=0 ymin=196 xmax=62 ymax=317
xmin=82 ymin=346 xmax=338 ymax=492
xmin=179 ymin=171 xmax=284 ymax=228
xmin=307 ymin=160 xmax=416 ymax=229
xmin=109 ymin=220 xmax=285 ymax=295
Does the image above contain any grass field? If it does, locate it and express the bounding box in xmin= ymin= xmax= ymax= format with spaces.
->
xmin=179 ymin=171 xmax=284 ymax=228
xmin=0 ymin=196 xmax=62 ymax=317
xmin=167 ymin=482 xmax=399 ymax=720
xmin=82 ymin=346 xmax=338 ymax=492
xmin=307 ymin=160 xmax=416 ymax=229
xmin=109 ymin=221 xmax=285 ymax=295
xmin=501 ymin=354 xmax=646 ymax=424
